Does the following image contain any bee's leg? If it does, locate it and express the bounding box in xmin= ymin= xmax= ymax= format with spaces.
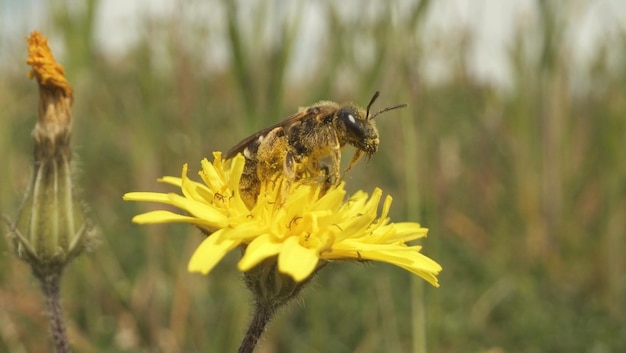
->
xmin=319 ymin=164 xmax=334 ymax=197
xmin=345 ymin=149 xmax=364 ymax=174
xmin=330 ymin=146 xmax=341 ymax=182
xmin=279 ymin=150 xmax=299 ymax=203
xmin=257 ymin=128 xmax=287 ymax=178
xmin=283 ymin=150 xmax=298 ymax=181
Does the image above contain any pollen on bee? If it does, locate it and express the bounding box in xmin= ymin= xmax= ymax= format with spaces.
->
xmin=243 ymin=148 xmax=253 ymax=159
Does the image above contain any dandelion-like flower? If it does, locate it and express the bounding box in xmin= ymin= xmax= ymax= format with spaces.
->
xmin=123 ymin=152 xmax=442 ymax=286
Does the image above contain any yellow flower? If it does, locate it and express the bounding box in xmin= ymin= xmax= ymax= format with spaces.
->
xmin=123 ymin=152 xmax=442 ymax=286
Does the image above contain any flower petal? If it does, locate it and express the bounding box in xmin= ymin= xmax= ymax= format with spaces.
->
xmin=278 ymin=236 xmax=319 ymax=282
xmin=164 ymin=193 xmax=228 ymax=226
xmin=123 ymin=191 xmax=171 ymax=203
xmin=238 ymin=234 xmax=281 ymax=271
xmin=132 ymin=210 xmax=204 ymax=224
xmin=188 ymin=230 xmax=241 ymax=275
xmin=158 ymin=176 xmax=183 ymax=187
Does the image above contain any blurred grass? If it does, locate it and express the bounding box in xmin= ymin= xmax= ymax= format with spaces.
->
xmin=1 ymin=0 xmax=625 ymax=352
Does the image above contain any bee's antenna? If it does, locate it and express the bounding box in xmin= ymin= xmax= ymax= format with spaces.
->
xmin=370 ymin=103 xmax=408 ymax=119
xmin=366 ymin=91 xmax=380 ymax=120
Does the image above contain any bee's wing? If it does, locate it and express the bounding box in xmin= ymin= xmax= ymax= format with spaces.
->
xmin=225 ymin=108 xmax=320 ymax=159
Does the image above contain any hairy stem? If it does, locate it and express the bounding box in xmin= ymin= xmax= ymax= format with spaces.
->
xmin=237 ymin=303 xmax=274 ymax=353
xmin=37 ymin=271 xmax=71 ymax=353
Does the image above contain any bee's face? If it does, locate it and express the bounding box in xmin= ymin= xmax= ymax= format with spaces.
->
xmin=335 ymin=106 xmax=379 ymax=157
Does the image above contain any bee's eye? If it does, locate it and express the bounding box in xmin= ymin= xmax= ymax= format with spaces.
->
xmin=339 ymin=108 xmax=363 ymax=136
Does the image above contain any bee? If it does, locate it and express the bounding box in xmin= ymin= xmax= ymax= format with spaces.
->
xmin=225 ymin=91 xmax=407 ymax=207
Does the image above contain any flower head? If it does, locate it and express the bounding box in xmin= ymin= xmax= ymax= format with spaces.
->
xmin=124 ymin=152 xmax=442 ymax=286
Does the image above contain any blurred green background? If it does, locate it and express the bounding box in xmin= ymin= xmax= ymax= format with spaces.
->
xmin=1 ymin=0 xmax=625 ymax=352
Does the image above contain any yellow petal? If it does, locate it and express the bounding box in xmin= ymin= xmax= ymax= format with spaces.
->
xmin=188 ymin=230 xmax=241 ymax=274
xmin=132 ymin=210 xmax=204 ymax=224
xmin=378 ymin=222 xmax=428 ymax=242
xmin=334 ymin=212 xmax=375 ymax=241
xmin=165 ymin=193 xmax=227 ymax=226
xmin=200 ymin=157 xmax=225 ymax=190
xmin=278 ymin=236 xmax=319 ymax=282
xmin=227 ymin=154 xmax=246 ymax=195
xmin=361 ymin=188 xmax=383 ymax=216
xmin=315 ymin=183 xmax=347 ymax=210
xmin=396 ymin=264 xmax=442 ymax=287
xmin=380 ymin=194 xmax=392 ymax=220
xmin=238 ymin=234 xmax=281 ymax=271
xmin=223 ymin=222 xmax=268 ymax=241
xmin=158 ymin=176 xmax=183 ymax=187
xmin=123 ymin=191 xmax=171 ymax=203
xmin=180 ymin=165 xmax=214 ymax=203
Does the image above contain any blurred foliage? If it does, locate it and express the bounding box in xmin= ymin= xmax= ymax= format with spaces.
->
xmin=1 ymin=0 xmax=625 ymax=352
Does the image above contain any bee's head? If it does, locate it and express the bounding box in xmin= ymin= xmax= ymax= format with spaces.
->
xmin=336 ymin=105 xmax=379 ymax=157
xmin=335 ymin=92 xmax=407 ymax=158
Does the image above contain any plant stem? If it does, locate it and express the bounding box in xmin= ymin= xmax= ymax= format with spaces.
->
xmin=37 ymin=271 xmax=71 ymax=353
xmin=237 ymin=302 xmax=274 ymax=353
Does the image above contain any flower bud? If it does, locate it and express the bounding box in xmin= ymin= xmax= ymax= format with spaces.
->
xmin=6 ymin=31 xmax=89 ymax=275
